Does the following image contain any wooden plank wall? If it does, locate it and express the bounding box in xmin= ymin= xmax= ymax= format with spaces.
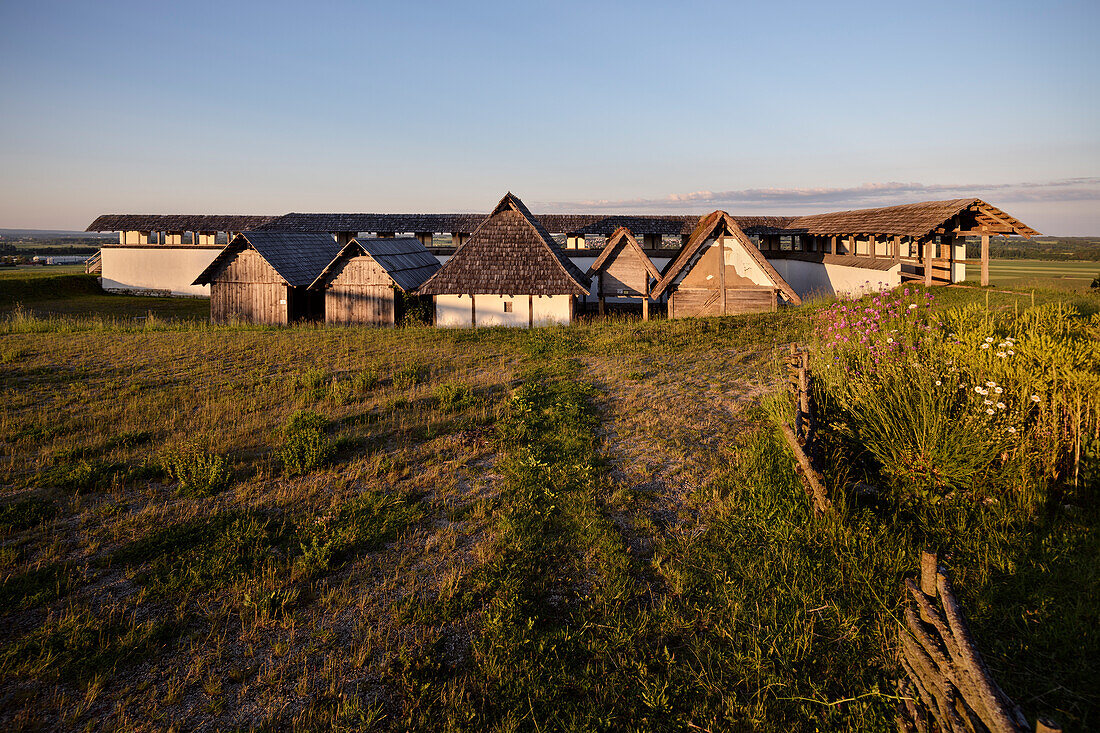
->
xmin=325 ymin=255 xmax=395 ymax=325
xmin=602 ymin=250 xmax=649 ymax=296
xmin=209 ymin=249 xmax=288 ymax=324
xmin=671 ymin=287 xmax=776 ymax=317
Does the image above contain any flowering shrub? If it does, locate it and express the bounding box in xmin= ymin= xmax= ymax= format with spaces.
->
xmin=813 ymin=287 xmax=1100 ymax=501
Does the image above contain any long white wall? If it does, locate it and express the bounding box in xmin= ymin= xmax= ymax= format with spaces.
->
xmin=435 ymin=294 xmax=572 ymax=328
xmin=101 ymin=246 xmax=220 ymax=297
xmin=767 ymin=257 xmax=901 ymax=300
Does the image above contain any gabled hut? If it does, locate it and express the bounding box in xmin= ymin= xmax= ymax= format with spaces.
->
xmin=416 ymin=192 xmax=591 ymax=328
xmin=651 ymin=211 xmax=801 ymax=318
xmin=193 ymin=232 xmax=342 ymax=324
xmin=309 ymin=237 xmax=440 ymax=326
xmin=587 ymin=227 xmax=661 ymax=320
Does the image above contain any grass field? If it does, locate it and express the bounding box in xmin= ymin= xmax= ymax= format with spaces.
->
xmin=0 ymin=274 xmax=1097 ymax=731
xmin=978 ymin=259 xmax=1100 ymax=290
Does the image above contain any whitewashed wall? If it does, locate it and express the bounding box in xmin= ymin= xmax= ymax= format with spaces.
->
xmin=767 ymin=258 xmax=901 ymax=300
xmin=100 ymin=246 xmax=220 ymax=297
xmin=434 ymin=293 xmax=572 ymax=328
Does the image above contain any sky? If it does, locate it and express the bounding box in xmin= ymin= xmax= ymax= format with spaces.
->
xmin=1 ymin=0 xmax=1098 ymax=234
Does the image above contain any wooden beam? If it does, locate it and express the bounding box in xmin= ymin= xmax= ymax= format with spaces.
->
xmin=830 ymin=235 xmax=837 ymax=255
xmin=981 ymin=234 xmax=990 ymax=286
xmin=924 ymin=238 xmax=933 ymax=287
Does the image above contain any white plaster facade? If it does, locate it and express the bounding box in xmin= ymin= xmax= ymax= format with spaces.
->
xmin=434 ymin=294 xmax=572 ymax=328
xmin=766 ymin=258 xmax=901 ymax=300
xmin=100 ymin=246 xmax=220 ymax=297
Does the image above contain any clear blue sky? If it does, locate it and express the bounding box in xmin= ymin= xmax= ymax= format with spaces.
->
xmin=2 ymin=0 xmax=1098 ymax=234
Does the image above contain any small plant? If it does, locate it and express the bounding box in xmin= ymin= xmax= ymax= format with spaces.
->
xmin=279 ymin=410 xmax=333 ymax=476
xmin=163 ymin=441 xmax=232 ymax=496
xmin=392 ymin=365 xmax=424 ymax=390
xmin=434 ymin=381 xmax=476 ymax=412
xmin=0 ymin=497 xmax=58 ymax=532
xmin=353 ymin=367 xmax=380 ymax=392
xmin=290 ymin=368 xmax=329 ymax=399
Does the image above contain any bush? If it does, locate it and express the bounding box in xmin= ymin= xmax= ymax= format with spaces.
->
xmin=279 ymin=410 xmax=333 ymax=476
xmin=163 ymin=441 xmax=232 ymax=496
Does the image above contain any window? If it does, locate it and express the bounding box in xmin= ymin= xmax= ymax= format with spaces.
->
xmin=504 ymin=301 xmax=513 ymax=312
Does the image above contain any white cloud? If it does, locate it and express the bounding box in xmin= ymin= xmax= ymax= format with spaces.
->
xmin=538 ymin=177 xmax=1100 ymax=213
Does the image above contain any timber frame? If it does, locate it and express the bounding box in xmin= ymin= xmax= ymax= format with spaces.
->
xmin=586 ymin=227 xmax=661 ymax=320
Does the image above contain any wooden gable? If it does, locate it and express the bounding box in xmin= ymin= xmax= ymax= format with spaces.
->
xmin=589 ymin=228 xmax=660 ymax=298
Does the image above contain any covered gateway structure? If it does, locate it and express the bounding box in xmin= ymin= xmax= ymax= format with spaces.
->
xmin=416 ymin=193 xmax=591 ymax=327
xmin=193 ymin=232 xmax=342 ymax=324
xmin=310 ymin=237 xmax=440 ymax=325
xmin=758 ymin=199 xmax=1038 ymax=287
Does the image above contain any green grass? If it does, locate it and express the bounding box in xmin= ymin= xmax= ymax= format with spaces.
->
xmin=0 ymin=275 xmax=1096 ymax=731
xmin=978 ymin=259 xmax=1100 ymax=290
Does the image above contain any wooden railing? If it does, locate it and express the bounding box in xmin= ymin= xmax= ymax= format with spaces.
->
xmin=897 ymin=551 xmax=1062 ymax=733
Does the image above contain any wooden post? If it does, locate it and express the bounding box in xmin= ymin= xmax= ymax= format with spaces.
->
xmin=924 ymin=238 xmax=933 ymax=287
xmin=869 ymin=234 xmax=877 ymax=259
xmin=642 ymin=277 xmax=650 ymax=321
xmin=919 ymin=550 xmax=937 ymax=623
xmin=981 ymin=233 xmax=990 ymax=286
xmin=830 ymin=235 xmax=837 ymax=255
xmin=470 ymin=294 xmax=476 ymax=327
xmin=893 ymin=235 xmax=902 ymax=263
xmin=847 ymin=235 xmax=855 ymax=255
xmin=598 ymin=272 xmax=605 ymax=316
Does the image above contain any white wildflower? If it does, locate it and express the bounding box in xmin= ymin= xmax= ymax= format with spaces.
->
xmin=985 ymin=337 xmax=994 ymax=343
xmin=935 ymin=380 xmax=941 ymax=386
xmin=908 ymin=304 xmax=917 ymax=310
xmin=994 ymin=386 xmax=1003 ymax=394
xmin=1031 ymin=395 xmax=1040 ymax=402
xmin=974 ymin=386 xmax=984 ymax=394
xmin=983 ymin=400 xmax=993 ymax=405
xmin=986 ymin=408 xmax=995 ymax=415
xmin=997 ymin=402 xmax=1006 ymax=410
xmin=1007 ymin=426 xmax=1017 ymax=434
xmin=996 ymin=352 xmax=1007 ymax=358
xmin=887 ymin=337 xmax=894 ymax=343
xmin=981 ymin=343 xmax=990 ymax=349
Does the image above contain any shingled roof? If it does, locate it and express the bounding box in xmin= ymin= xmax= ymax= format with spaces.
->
xmin=780 ymin=199 xmax=1038 ymax=239
xmin=416 ymin=193 xmax=591 ymax=296
xmin=193 ymin=232 xmax=343 ymax=287
xmin=310 ymin=237 xmax=440 ymax=292
xmin=651 ymin=211 xmax=801 ymax=305
xmin=87 ymin=214 xmax=277 ymax=232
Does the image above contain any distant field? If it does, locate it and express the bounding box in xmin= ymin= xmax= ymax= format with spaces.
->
xmin=982 ymin=259 xmax=1100 ymax=289
xmin=0 ymin=264 xmax=87 ymax=279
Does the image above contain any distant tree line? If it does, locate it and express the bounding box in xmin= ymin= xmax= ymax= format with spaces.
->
xmin=965 ymin=236 xmax=1100 ymax=261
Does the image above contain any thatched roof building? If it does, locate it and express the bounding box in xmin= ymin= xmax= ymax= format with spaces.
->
xmin=418 ymin=193 xmax=590 ymax=297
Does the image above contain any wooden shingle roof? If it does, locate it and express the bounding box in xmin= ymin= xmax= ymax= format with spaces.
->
xmin=587 ymin=228 xmax=661 ymax=280
xmin=651 ymin=211 xmax=801 ymax=305
xmin=193 ymin=232 xmax=343 ymax=287
xmin=416 ymin=193 xmax=591 ymax=296
xmin=310 ymin=237 xmax=441 ymax=292
xmin=86 ymin=214 xmax=277 ymax=232
xmin=780 ymin=199 xmax=1038 ymax=239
